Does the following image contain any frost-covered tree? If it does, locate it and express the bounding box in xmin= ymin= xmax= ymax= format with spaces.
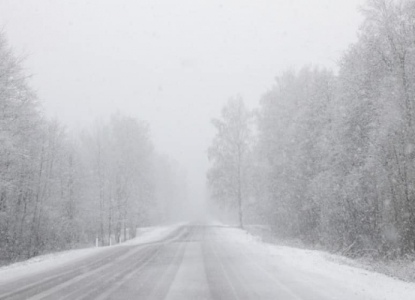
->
xmin=78 ymin=115 xmax=156 ymax=245
xmin=0 ymin=31 xmax=43 ymax=259
xmin=0 ymin=29 xmax=188 ymax=261
xmin=256 ymin=67 xmax=336 ymax=241
xmin=333 ymin=0 xmax=415 ymax=255
xmin=250 ymin=0 xmax=415 ymax=257
xmin=207 ymin=97 xmax=252 ymax=227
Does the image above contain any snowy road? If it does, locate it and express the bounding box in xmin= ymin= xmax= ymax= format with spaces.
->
xmin=0 ymin=224 xmax=414 ymax=300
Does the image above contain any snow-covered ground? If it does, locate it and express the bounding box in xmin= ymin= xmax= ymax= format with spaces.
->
xmin=2 ymin=222 xmax=415 ymax=299
xmin=0 ymin=223 xmax=184 ymax=285
xmin=121 ymin=223 xmax=185 ymax=246
xmin=220 ymin=225 xmax=415 ymax=300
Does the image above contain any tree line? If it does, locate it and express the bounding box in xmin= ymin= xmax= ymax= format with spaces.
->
xmin=208 ymin=0 xmax=415 ymax=258
xmin=0 ymin=32 xmax=187 ymax=263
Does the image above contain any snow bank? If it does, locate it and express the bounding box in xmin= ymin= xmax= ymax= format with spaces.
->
xmin=220 ymin=227 xmax=415 ymax=300
xmin=120 ymin=223 xmax=185 ymax=246
xmin=0 ymin=223 xmax=184 ymax=284
xmin=0 ymin=247 xmax=107 ymax=285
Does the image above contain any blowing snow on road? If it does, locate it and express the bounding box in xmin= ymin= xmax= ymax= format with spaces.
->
xmin=0 ymin=223 xmax=414 ymax=300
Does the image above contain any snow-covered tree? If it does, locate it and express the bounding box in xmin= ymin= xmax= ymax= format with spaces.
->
xmin=0 ymin=31 xmax=188 ymax=261
xmin=207 ymin=96 xmax=252 ymax=227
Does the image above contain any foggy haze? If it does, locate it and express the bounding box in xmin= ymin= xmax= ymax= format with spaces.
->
xmin=0 ymin=0 xmax=364 ymax=204
xmin=4 ymin=1 xmax=415 ymax=299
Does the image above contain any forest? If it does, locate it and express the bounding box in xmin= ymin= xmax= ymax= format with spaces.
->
xmin=0 ymin=32 xmax=187 ymax=263
xmin=208 ymin=0 xmax=415 ymax=258
xmin=3 ymin=0 xmax=415 ymax=265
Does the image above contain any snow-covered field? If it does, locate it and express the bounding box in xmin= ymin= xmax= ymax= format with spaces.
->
xmin=221 ymin=226 xmax=415 ymax=300
xmin=0 ymin=223 xmax=183 ymax=285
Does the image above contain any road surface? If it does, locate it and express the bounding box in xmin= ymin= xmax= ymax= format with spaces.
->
xmin=0 ymin=224 xmax=398 ymax=299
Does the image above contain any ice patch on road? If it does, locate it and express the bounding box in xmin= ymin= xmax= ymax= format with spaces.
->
xmin=218 ymin=226 xmax=415 ymax=300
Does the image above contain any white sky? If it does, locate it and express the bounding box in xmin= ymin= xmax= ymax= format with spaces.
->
xmin=0 ymin=0 xmax=365 ymax=203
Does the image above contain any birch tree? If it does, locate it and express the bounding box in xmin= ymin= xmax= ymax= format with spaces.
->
xmin=207 ymin=97 xmax=252 ymax=227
